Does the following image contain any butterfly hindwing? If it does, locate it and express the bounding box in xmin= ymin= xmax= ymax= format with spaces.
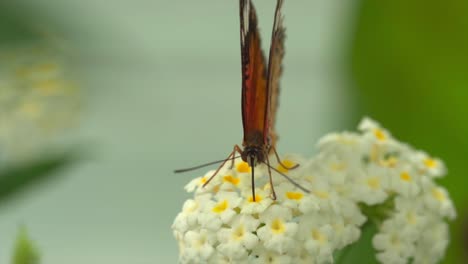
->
xmin=266 ymin=0 xmax=285 ymax=149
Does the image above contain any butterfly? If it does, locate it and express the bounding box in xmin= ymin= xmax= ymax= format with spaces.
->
xmin=176 ymin=0 xmax=309 ymax=201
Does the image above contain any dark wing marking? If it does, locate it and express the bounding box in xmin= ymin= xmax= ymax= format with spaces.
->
xmin=240 ymin=0 xmax=269 ymax=146
xmin=266 ymin=0 xmax=285 ymax=149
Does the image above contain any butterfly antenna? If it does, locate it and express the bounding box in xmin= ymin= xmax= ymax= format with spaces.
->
xmin=174 ymin=156 xmax=241 ymax=173
xmin=265 ymin=163 xmax=310 ymax=193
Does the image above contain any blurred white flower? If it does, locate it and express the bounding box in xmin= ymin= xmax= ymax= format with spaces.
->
xmin=373 ymin=218 xmax=416 ymax=264
xmin=412 ymin=221 xmax=450 ymax=264
xmin=0 ymin=43 xmax=79 ymax=166
xmin=217 ymin=215 xmax=259 ymax=260
xmin=239 ymin=187 xmax=273 ymax=214
xmin=199 ymin=192 xmax=242 ymax=231
xmin=256 ymin=205 xmax=298 ymax=254
xmin=182 ymin=229 xmax=217 ymax=263
xmin=350 ymin=164 xmax=389 ymax=205
xmin=172 ymin=117 xmax=455 ymax=264
xmin=423 ymin=185 xmax=456 ymax=219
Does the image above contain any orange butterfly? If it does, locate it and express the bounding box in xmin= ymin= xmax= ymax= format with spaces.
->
xmin=176 ymin=0 xmax=308 ymax=201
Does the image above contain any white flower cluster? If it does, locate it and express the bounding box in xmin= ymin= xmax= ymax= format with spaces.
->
xmin=0 ymin=44 xmax=79 ymax=166
xmin=172 ymin=118 xmax=455 ymax=264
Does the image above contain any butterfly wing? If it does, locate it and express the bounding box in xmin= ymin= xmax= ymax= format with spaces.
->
xmin=266 ymin=0 xmax=285 ymax=149
xmin=240 ymin=0 xmax=269 ymax=147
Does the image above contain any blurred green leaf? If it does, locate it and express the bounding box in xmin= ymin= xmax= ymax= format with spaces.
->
xmin=0 ymin=151 xmax=78 ymax=207
xmin=349 ymin=0 xmax=468 ymax=263
xmin=0 ymin=3 xmax=41 ymax=43
xmin=335 ymin=222 xmax=378 ymax=264
xmin=11 ymin=227 xmax=41 ymax=264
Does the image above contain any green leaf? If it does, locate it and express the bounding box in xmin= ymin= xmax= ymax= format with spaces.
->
xmin=349 ymin=0 xmax=468 ymax=263
xmin=335 ymin=221 xmax=378 ymax=264
xmin=11 ymin=228 xmax=41 ymax=264
xmin=0 ymin=151 xmax=78 ymax=207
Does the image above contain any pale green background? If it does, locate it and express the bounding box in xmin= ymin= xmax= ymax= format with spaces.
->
xmin=0 ymin=1 xmax=358 ymax=263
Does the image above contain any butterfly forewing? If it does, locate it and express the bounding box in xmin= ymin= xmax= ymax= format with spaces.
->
xmin=240 ymin=0 xmax=269 ymax=147
xmin=266 ymin=0 xmax=285 ymax=150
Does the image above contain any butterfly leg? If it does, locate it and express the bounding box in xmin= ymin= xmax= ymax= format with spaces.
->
xmin=203 ymin=145 xmax=243 ymax=188
xmin=229 ymin=145 xmax=244 ymax=169
xmin=265 ymin=154 xmax=277 ymax=200
xmin=272 ymin=146 xmax=300 ymax=170
xmin=203 ymin=149 xmax=234 ymax=188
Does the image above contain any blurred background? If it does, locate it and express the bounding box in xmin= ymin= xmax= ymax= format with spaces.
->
xmin=0 ymin=0 xmax=466 ymax=263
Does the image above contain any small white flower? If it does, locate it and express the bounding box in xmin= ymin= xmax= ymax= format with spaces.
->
xmin=182 ymin=229 xmax=217 ymax=263
xmin=373 ymin=218 xmax=416 ymax=264
xmin=317 ymin=132 xmax=362 ymax=162
xmin=310 ymin=182 xmax=341 ymax=214
xmin=276 ymin=182 xmax=319 ymax=214
xmin=216 ymin=215 xmax=259 ymax=259
xmin=358 ymin=117 xmax=382 ymax=131
xmin=423 ymin=185 xmax=456 ymax=219
xmin=292 ymin=249 xmax=317 ymax=264
xmin=333 ymin=200 xmax=366 ymax=248
xmin=297 ymin=215 xmax=335 ymax=263
xmin=392 ymin=197 xmax=428 ymax=234
xmin=185 ymin=170 xmax=221 ymax=194
xmin=239 ymin=187 xmax=273 ymax=215
xmin=388 ymin=166 xmax=421 ymax=197
xmin=198 ymin=191 xmax=242 ymax=230
xmin=257 ymin=205 xmax=298 ymax=254
xmin=358 ymin=117 xmax=392 ymax=143
xmin=412 ymin=151 xmax=447 ymax=178
xmin=316 ymin=153 xmax=350 ymax=185
xmin=249 ymin=246 xmax=293 ymax=264
xmin=172 ymin=198 xmax=205 ymax=234
xmin=350 ymin=164 xmax=390 ymax=205
xmin=207 ymin=252 xmax=236 ymax=264
xmin=413 ymin=221 xmax=449 ymax=264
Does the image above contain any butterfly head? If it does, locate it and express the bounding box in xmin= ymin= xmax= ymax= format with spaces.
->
xmin=242 ymin=146 xmax=265 ymax=168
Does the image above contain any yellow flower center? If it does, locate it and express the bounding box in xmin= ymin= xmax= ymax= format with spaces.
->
xmin=232 ymin=226 xmax=245 ymax=241
xmin=212 ymin=200 xmax=229 ymax=213
xmin=286 ymin=191 xmax=303 ymax=200
xmin=237 ymin=161 xmax=251 ymax=173
xmin=19 ymin=102 xmax=42 ymax=118
xmin=380 ymin=157 xmax=398 ymax=167
xmin=270 ymin=219 xmax=285 ymax=234
xmin=304 ymin=175 xmax=315 ymax=183
xmin=370 ymin=144 xmax=379 ymax=162
xmin=400 ymin=171 xmax=412 ymax=182
xmin=390 ymin=234 xmax=400 ymax=245
xmin=277 ymin=159 xmax=296 ymax=174
xmin=367 ymin=177 xmax=380 ymax=189
xmin=194 ymin=235 xmax=207 ymax=248
xmin=199 ymin=177 xmax=207 ymax=184
xmin=36 ymin=80 xmax=62 ymax=95
xmin=373 ymin=128 xmax=386 ymax=141
xmin=311 ymin=229 xmax=326 ymax=244
xmin=36 ymin=62 xmax=58 ymax=73
xmin=186 ymin=202 xmax=199 ymax=213
xmin=330 ymin=162 xmax=346 ymax=172
xmin=314 ymin=191 xmax=329 ymax=199
xmin=223 ymin=175 xmax=240 ymax=185
xmin=424 ymin=158 xmax=437 ymax=169
xmin=432 ymin=188 xmax=446 ymax=202
xmin=406 ymin=212 xmax=417 ymax=225
xmin=248 ymin=194 xmax=263 ymax=203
